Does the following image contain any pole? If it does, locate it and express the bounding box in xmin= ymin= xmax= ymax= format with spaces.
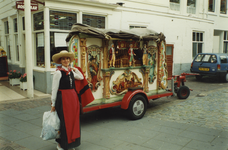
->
xmin=24 ymin=0 xmax=34 ymax=98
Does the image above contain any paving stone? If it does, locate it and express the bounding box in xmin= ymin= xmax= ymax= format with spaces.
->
xmin=185 ymin=140 xmax=217 ymax=150
xmin=76 ymin=141 xmax=110 ymax=150
xmin=28 ymin=118 xmax=43 ymax=127
xmin=211 ymin=137 xmax=228 ymax=147
xmin=88 ymin=135 xmax=124 ymax=149
xmin=150 ymin=126 xmax=184 ymax=135
xmin=0 ymin=129 xmax=31 ymax=141
xmin=15 ymin=136 xmax=53 ymax=149
xmin=179 ymin=131 xmax=217 ymax=143
xmin=13 ymin=113 xmax=40 ymax=121
xmin=218 ymin=131 xmax=228 ymax=139
xmin=9 ymin=121 xmax=40 ymax=132
xmin=113 ymin=142 xmax=153 ymax=150
xmin=186 ymin=126 xmax=222 ymax=136
xmin=1 ymin=116 xmax=24 ymax=126
xmin=143 ymin=139 xmax=183 ymax=150
xmin=113 ymin=132 xmax=151 ymax=145
xmin=0 ymin=109 xmax=23 ymax=117
xmin=153 ymin=133 xmax=192 ymax=146
xmin=125 ymin=126 xmax=160 ymax=138
xmin=0 ymin=124 xmax=14 ymax=133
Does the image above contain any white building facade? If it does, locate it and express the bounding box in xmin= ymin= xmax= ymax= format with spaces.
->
xmin=0 ymin=0 xmax=227 ymax=93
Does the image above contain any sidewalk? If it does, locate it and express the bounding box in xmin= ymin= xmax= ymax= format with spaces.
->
xmin=0 ymin=80 xmax=51 ymax=104
xmin=0 ymin=80 xmax=228 ymax=150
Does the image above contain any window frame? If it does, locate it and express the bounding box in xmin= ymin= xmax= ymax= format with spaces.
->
xmin=169 ymin=0 xmax=180 ymax=11
xmin=82 ymin=14 xmax=106 ymax=29
xmin=224 ymin=31 xmax=228 ymax=53
xmin=192 ymin=31 xmax=204 ymax=58
xmin=49 ymin=10 xmax=77 ymax=30
xmin=220 ymin=0 xmax=227 ymax=14
xmin=187 ymin=0 xmax=196 ymax=14
xmin=208 ymin=0 xmax=215 ymax=12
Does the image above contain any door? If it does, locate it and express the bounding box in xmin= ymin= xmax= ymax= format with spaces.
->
xmin=166 ymin=44 xmax=173 ymax=78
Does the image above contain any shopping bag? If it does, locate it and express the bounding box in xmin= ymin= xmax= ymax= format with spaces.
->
xmin=40 ymin=111 xmax=60 ymax=140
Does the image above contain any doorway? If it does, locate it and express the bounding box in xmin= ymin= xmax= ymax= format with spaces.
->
xmin=166 ymin=44 xmax=173 ymax=78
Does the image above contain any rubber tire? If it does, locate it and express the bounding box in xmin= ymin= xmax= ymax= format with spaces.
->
xmin=195 ymin=75 xmax=203 ymax=80
xmin=127 ymin=95 xmax=147 ymax=120
xmin=177 ymin=86 xmax=190 ymax=99
xmin=223 ymin=73 xmax=228 ymax=82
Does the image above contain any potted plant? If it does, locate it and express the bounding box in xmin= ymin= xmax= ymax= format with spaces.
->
xmin=7 ymin=70 xmax=21 ymax=86
xmin=20 ymin=73 xmax=27 ymax=91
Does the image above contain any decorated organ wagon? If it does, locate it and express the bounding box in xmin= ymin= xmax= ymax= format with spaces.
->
xmin=66 ymin=23 xmax=190 ymax=120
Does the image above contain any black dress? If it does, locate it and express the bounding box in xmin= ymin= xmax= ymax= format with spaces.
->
xmin=55 ymin=71 xmax=80 ymax=149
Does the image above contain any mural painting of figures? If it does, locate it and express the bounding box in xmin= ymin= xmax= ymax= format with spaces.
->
xmin=111 ymin=71 xmax=142 ymax=95
xmin=89 ymin=57 xmax=99 ymax=91
xmin=87 ymin=45 xmax=102 ymax=91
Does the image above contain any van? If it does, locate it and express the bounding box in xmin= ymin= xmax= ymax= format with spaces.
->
xmin=190 ymin=53 xmax=228 ymax=82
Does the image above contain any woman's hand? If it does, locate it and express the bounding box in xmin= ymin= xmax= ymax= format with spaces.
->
xmin=72 ymin=68 xmax=76 ymax=72
xmin=51 ymin=106 xmax=56 ymax=112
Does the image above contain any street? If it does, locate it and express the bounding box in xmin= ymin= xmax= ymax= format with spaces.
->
xmin=0 ymin=76 xmax=228 ymax=150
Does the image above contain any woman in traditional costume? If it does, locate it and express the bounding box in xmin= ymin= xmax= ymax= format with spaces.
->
xmin=51 ymin=50 xmax=84 ymax=150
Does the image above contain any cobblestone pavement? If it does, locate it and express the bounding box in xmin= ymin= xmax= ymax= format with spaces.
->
xmin=0 ymin=97 xmax=51 ymax=111
xmin=144 ymin=75 xmax=228 ymax=131
xmin=0 ymin=137 xmax=29 ymax=150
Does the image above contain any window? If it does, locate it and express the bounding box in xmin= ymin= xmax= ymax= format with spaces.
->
xmin=192 ymin=32 xmax=204 ymax=58
xmin=170 ymin=0 xmax=180 ymax=11
xmin=129 ymin=26 xmax=147 ymax=29
xmin=220 ymin=56 xmax=227 ymax=63
xmin=13 ymin=18 xmax=17 ymax=32
xmin=22 ymin=17 xmax=25 ymax=30
xmin=15 ymin=35 xmax=19 ymax=61
xmin=50 ymin=32 xmax=68 ymax=67
xmin=36 ymin=33 xmax=44 ymax=66
xmin=221 ymin=0 xmax=227 ymax=14
xmin=4 ymin=21 xmax=9 ymax=34
xmin=13 ymin=18 xmax=19 ymax=61
xmin=6 ymin=36 xmax=10 ymax=60
xmin=34 ymin=12 xmax=44 ymax=30
xmin=195 ymin=54 xmax=204 ymax=62
xmin=187 ymin=0 xmax=196 ymax=14
xmin=210 ymin=55 xmax=217 ymax=63
xmin=83 ymin=14 xmax=105 ymax=28
xmin=208 ymin=0 xmax=215 ymax=12
xmin=4 ymin=21 xmax=10 ymax=60
xmin=202 ymin=55 xmax=211 ymax=62
xmin=224 ymin=31 xmax=228 ymax=53
xmin=50 ymin=11 xmax=76 ymax=30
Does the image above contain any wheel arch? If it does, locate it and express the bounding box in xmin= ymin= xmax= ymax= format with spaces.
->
xmin=121 ymin=90 xmax=148 ymax=110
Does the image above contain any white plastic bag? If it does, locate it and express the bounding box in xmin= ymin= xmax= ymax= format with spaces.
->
xmin=40 ymin=111 xmax=60 ymax=140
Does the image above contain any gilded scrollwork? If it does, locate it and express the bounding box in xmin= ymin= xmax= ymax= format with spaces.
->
xmin=148 ymin=45 xmax=157 ymax=84
xmin=158 ymin=41 xmax=168 ymax=89
xmin=80 ymin=38 xmax=87 ymax=77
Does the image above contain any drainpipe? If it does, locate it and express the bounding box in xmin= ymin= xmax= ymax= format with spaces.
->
xmin=24 ymin=0 xmax=34 ymax=98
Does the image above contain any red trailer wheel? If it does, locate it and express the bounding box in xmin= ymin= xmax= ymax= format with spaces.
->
xmin=177 ymin=86 xmax=190 ymax=99
xmin=127 ymin=95 xmax=147 ymax=120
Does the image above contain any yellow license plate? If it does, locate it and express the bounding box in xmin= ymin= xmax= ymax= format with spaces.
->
xmin=199 ymin=68 xmax=209 ymax=71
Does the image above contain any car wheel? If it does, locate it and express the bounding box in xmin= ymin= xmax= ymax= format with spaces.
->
xmin=195 ymin=75 xmax=203 ymax=80
xmin=127 ymin=95 xmax=147 ymax=120
xmin=224 ymin=73 xmax=228 ymax=82
xmin=177 ymin=86 xmax=190 ymax=99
